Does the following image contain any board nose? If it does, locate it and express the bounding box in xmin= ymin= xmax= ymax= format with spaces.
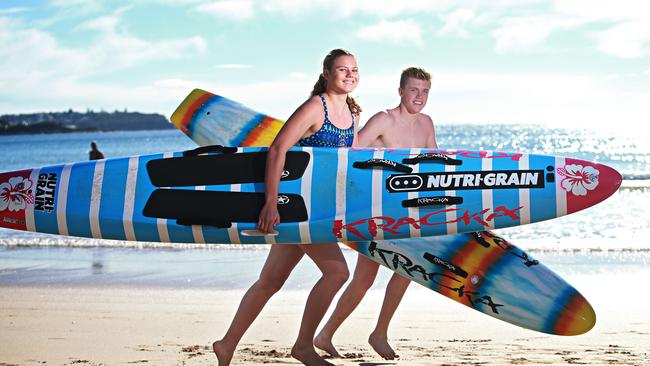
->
xmin=562 ymin=159 xmax=622 ymax=215
xmin=553 ymin=291 xmax=597 ymax=336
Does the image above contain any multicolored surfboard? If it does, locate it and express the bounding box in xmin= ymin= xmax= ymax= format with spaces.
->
xmin=167 ymin=89 xmax=597 ymax=335
xmin=349 ymin=233 xmax=595 ymax=335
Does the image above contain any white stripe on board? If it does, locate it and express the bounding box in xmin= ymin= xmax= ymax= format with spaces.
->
xmin=56 ymin=164 xmax=73 ymax=236
xmin=192 ymin=185 xmax=206 ymax=244
xmin=227 ymin=183 xmax=242 ymax=244
xmin=298 ymin=147 xmax=313 ymax=244
xmin=335 ymin=148 xmax=348 ymax=242
xmin=227 ymin=148 xmax=242 ymax=244
xmin=518 ymin=154 xmax=531 ymax=225
xmin=555 ymin=157 xmax=567 ymax=217
xmin=445 ymin=154 xmax=457 ymax=235
xmin=407 ymin=148 xmax=421 ymax=238
xmin=264 ymin=228 xmax=277 ymax=244
xmin=156 ymin=152 xmax=173 ymax=243
xmin=371 ymin=150 xmax=384 ymax=240
xmin=89 ymin=160 xmax=105 ymax=239
xmin=123 ymin=157 xmax=139 ymax=241
xmin=482 ymin=153 xmax=495 ymax=230
xmin=25 ymin=168 xmax=40 ymax=232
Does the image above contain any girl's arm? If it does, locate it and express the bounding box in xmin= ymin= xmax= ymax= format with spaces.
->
xmin=257 ymin=98 xmax=320 ymax=233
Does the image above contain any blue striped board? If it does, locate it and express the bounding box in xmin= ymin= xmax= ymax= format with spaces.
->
xmin=0 ymin=145 xmax=622 ymax=245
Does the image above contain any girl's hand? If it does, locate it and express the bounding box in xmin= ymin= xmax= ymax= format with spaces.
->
xmin=257 ymin=200 xmax=280 ymax=233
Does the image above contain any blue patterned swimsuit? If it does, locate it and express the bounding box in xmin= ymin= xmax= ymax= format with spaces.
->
xmin=298 ymin=95 xmax=355 ymax=147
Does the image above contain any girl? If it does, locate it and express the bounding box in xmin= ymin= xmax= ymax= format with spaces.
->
xmin=213 ymin=48 xmax=361 ymax=366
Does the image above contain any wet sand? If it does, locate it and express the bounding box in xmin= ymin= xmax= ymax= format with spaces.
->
xmin=1 ymin=280 xmax=649 ymax=365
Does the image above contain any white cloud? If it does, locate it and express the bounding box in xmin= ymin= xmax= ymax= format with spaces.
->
xmin=0 ymin=7 xmax=30 ymax=14
xmin=356 ymin=20 xmax=422 ymax=46
xmin=289 ymin=72 xmax=307 ymax=79
xmin=261 ymin=0 xmax=453 ymax=18
xmin=50 ymin=0 xmax=104 ymax=13
xmin=76 ymin=6 xmax=129 ymax=32
xmin=323 ymin=68 xmax=648 ymax=131
xmin=0 ymin=14 xmax=206 ymax=115
xmin=72 ymin=9 xmax=207 ymax=72
xmin=438 ymin=8 xmax=475 ymax=37
xmin=153 ymin=79 xmax=199 ymax=88
xmin=492 ymin=15 xmax=581 ymax=53
xmin=215 ymin=64 xmax=253 ymax=69
xmin=553 ymin=0 xmax=650 ymax=22
xmin=195 ymin=0 xmax=254 ymax=20
xmin=422 ymin=70 xmax=650 ymax=130
xmin=593 ymin=21 xmax=650 ymax=58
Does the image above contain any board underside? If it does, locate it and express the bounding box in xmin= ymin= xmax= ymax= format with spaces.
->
xmin=347 ymin=232 xmax=595 ymax=336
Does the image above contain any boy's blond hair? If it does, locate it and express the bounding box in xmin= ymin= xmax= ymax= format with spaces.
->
xmin=399 ymin=67 xmax=431 ymax=88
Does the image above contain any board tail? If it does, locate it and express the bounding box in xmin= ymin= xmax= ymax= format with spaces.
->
xmin=0 ymin=169 xmax=34 ymax=231
xmin=170 ymin=89 xmax=284 ymax=147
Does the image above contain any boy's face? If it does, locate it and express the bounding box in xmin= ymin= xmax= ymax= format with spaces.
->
xmin=399 ymin=77 xmax=431 ymax=114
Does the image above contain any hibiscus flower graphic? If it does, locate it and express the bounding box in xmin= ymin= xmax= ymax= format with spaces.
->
xmin=557 ymin=164 xmax=600 ymax=196
xmin=0 ymin=176 xmax=34 ymax=212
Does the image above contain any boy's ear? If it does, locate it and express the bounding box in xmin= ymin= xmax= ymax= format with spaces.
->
xmin=398 ymin=87 xmax=404 ymax=97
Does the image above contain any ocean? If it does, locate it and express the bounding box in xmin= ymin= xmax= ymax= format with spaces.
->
xmin=1 ymin=126 xmax=649 ymax=289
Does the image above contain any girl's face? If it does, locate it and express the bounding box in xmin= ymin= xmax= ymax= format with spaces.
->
xmin=324 ymin=55 xmax=359 ymax=94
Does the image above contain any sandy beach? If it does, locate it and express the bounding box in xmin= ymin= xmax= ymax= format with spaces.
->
xmin=1 ymin=273 xmax=649 ymax=366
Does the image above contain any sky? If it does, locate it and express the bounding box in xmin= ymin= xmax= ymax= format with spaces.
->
xmin=1 ymin=0 xmax=649 ymax=131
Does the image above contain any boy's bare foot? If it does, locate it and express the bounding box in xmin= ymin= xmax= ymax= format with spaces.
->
xmin=291 ymin=344 xmax=334 ymax=366
xmin=313 ymin=332 xmax=342 ymax=358
xmin=213 ymin=340 xmax=234 ymax=366
xmin=368 ymin=332 xmax=398 ymax=360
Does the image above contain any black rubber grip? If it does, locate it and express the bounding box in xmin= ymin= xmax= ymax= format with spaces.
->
xmin=353 ymin=159 xmax=413 ymax=173
xmin=147 ymin=151 xmax=310 ymax=187
xmin=402 ymin=153 xmax=462 ymax=166
xmin=182 ymin=145 xmax=237 ymax=157
xmin=423 ymin=253 xmax=468 ymax=278
xmin=401 ymin=196 xmax=463 ymax=208
xmin=143 ymin=189 xmax=308 ymax=225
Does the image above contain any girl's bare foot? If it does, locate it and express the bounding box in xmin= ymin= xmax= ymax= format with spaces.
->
xmin=291 ymin=344 xmax=334 ymax=366
xmin=368 ymin=332 xmax=398 ymax=360
xmin=212 ymin=340 xmax=234 ymax=366
xmin=313 ymin=332 xmax=342 ymax=358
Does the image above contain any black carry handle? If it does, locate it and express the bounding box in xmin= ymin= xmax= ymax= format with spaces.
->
xmin=402 ymin=153 xmax=462 ymax=166
xmin=402 ymin=196 xmax=463 ymax=208
xmin=182 ymin=145 xmax=238 ymax=157
xmin=176 ymin=218 xmax=232 ymax=228
xmin=353 ymin=159 xmax=413 ymax=173
xmin=423 ymin=253 xmax=468 ymax=278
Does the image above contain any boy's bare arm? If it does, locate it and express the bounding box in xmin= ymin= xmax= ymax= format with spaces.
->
xmin=424 ymin=115 xmax=438 ymax=149
xmin=358 ymin=112 xmax=390 ymax=147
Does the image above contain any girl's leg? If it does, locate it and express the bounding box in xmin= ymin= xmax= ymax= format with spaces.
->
xmin=314 ymin=253 xmax=380 ymax=357
xmin=213 ymin=245 xmax=304 ymax=366
xmin=368 ymin=272 xmax=410 ymax=360
xmin=291 ymin=243 xmax=350 ymax=366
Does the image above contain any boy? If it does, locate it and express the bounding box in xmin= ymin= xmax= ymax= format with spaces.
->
xmin=315 ymin=67 xmax=437 ymax=360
